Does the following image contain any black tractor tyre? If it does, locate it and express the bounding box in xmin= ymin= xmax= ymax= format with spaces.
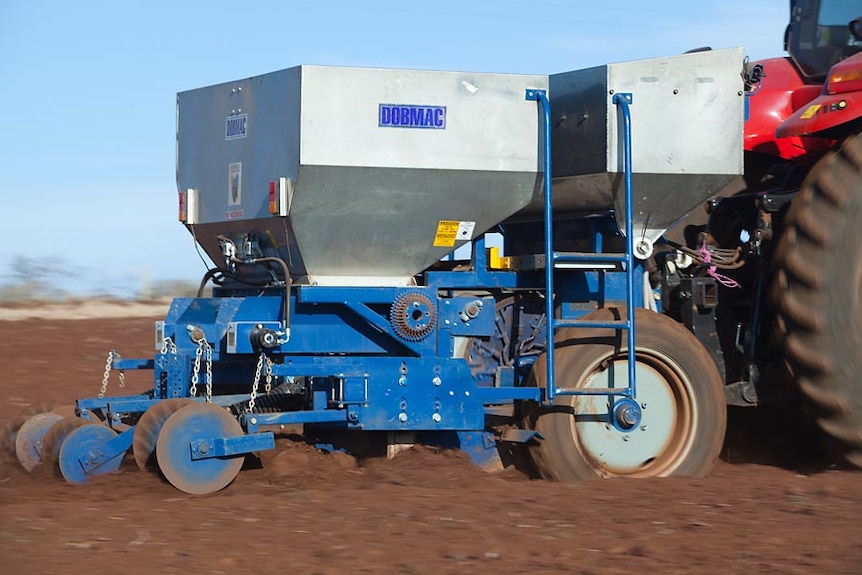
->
xmin=772 ymin=133 xmax=862 ymax=468
xmin=523 ymin=308 xmax=726 ymax=480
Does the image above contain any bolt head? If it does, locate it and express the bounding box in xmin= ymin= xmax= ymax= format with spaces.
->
xmin=621 ymin=408 xmax=638 ymax=426
xmin=432 ymin=413 xmax=442 ymax=423
xmin=398 ymin=413 xmax=408 ymax=422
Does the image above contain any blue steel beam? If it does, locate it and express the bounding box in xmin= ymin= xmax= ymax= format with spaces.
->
xmin=189 ymin=432 xmax=276 ymax=460
xmin=78 ymin=427 xmax=135 ymax=473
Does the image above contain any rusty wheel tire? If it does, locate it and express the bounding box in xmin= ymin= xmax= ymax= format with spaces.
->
xmin=524 ymin=308 xmax=726 ymax=479
xmin=772 ymin=133 xmax=862 ymax=468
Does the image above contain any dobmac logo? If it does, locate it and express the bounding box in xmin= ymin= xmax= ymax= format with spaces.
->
xmin=379 ymin=104 xmax=446 ymax=129
xmin=225 ymin=114 xmax=248 ymax=140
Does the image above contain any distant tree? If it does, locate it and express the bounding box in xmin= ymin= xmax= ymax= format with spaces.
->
xmin=140 ymin=279 xmax=199 ymax=299
xmin=0 ymin=256 xmax=68 ymax=301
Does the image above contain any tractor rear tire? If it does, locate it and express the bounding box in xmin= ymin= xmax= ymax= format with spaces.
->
xmin=524 ymin=308 xmax=726 ymax=479
xmin=773 ymin=133 xmax=862 ymax=468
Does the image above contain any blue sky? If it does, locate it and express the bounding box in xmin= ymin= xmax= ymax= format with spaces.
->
xmin=1 ymin=0 xmax=789 ymax=297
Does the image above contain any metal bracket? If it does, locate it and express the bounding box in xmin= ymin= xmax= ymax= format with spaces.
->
xmin=189 ymin=432 xmax=275 ymax=460
xmin=78 ymin=427 xmax=135 ymax=473
xmin=500 ymin=428 xmax=544 ymax=443
xmin=611 ymin=92 xmax=633 ymax=104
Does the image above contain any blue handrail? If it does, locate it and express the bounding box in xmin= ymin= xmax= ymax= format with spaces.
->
xmin=525 ymin=89 xmax=557 ymax=402
xmin=525 ymin=88 xmax=638 ymax=404
xmin=613 ymin=92 xmax=638 ymax=402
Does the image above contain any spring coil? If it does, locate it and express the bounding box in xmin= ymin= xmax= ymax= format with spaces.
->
xmin=229 ymin=384 xmax=301 ymax=415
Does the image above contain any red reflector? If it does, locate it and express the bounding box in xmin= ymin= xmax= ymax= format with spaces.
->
xmin=178 ymin=190 xmax=186 ymax=222
xmin=268 ymin=180 xmax=277 ymax=214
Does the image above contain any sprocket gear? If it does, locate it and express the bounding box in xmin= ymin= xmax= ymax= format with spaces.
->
xmin=389 ymin=291 xmax=436 ymax=341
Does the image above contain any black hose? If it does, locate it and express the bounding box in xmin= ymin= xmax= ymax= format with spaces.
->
xmin=199 ymin=256 xmax=292 ymax=336
xmin=197 ymin=267 xmax=232 ymax=297
xmin=197 ymin=264 xmax=287 ymax=297
xmin=246 ymin=256 xmax=292 ymax=337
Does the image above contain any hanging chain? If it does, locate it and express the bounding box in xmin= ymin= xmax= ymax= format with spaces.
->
xmin=204 ymin=342 xmax=213 ymax=404
xmin=189 ymin=340 xmax=203 ymax=398
xmin=247 ymin=353 xmax=275 ymax=412
xmin=160 ymin=337 xmax=177 ymax=354
xmin=247 ymin=352 xmax=264 ymax=413
xmin=99 ymin=351 xmax=112 ymax=398
xmin=264 ymin=356 xmax=273 ymax=394
xmin=187 ymin=338 xmax=212 ymax=402
xmin=99 ymin=350 xmax=125 ymax=398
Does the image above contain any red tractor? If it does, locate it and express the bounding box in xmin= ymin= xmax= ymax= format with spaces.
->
xmin=674 ymin=0 xmax=862 ymax=466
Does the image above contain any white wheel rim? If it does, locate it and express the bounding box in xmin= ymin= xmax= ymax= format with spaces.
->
xmin=567 ymin=350 xmax=697 ymax=476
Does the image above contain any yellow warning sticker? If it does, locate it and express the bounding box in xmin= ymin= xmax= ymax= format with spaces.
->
xmin=434 ymin=220 xmax=475 ymax=247
xmin=800 ymin=104 xmax=820 ymax=120
xmin=434 ymin=220 xmax=461 ymax=247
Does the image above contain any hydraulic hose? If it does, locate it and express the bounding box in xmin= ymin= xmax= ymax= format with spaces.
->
xmin=246 ymin=256 xmax=292 ymax=340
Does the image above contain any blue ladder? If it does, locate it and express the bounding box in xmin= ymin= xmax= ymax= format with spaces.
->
xmin=525 ymin=89 xmax=639 ymax=418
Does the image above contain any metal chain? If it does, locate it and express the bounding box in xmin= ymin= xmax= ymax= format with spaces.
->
xmin=264 ymin=356 xmax=273 ymax=394
xmin=99 ymin=351 xmax=113 ymax=398
xmin=247 ymin=352 xmax=264 ymax=413
xmin=189 ymin=341 xmax=203 ymax=398
xmin=204 ymin=342 xmax=213 ymax=404
xmin=189 ymin=338 xmax=213 ymax=402
xmin=99 ymin=350 xmax=125 ymax=398
xmin=160 ymin=337 xmax=177 ymax=354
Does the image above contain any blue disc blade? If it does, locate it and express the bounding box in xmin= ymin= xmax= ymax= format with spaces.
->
xmin=58 ymin=424 xmax=122 ymax=484
xmin=155 ymin=403 xmax=244 ymax=495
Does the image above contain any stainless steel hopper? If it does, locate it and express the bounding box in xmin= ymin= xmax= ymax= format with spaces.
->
xmin=509 ymin=47 xmax=745 ymax=253
xmin=176 ymin=65 xmax=548 ymax=285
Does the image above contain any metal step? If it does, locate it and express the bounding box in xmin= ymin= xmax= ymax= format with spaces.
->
xmin=509 ymin=252 xmax=626 ymax=271
xmin=554 ymin=319 xmax=630 ymax=330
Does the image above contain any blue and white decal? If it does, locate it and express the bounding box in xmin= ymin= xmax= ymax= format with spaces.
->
xmin=379 ymin=104 xmax=446 ymax=129
xmin=225 ymin=114 xmax=248 ymax=140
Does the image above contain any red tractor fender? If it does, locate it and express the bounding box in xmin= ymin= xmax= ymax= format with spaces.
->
xmin=745 ymin=57 xmax=834 ymax=160
xmin=777 ymin=52 xmax=862 ymax=138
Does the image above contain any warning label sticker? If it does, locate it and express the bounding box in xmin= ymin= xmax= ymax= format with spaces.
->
xmin=228 ymin=162 xmax=242 ymax=206
xmin=800 ymin=104 xmax=820 ymax=120
xmin=433 ymin=220 xmax=475 ymax=247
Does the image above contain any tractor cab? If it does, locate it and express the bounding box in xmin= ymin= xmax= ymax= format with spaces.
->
xmin=776 ymin=0 xmax=862 ymax=138
xmin=786 ymin=0 xmax=862 ymax=80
